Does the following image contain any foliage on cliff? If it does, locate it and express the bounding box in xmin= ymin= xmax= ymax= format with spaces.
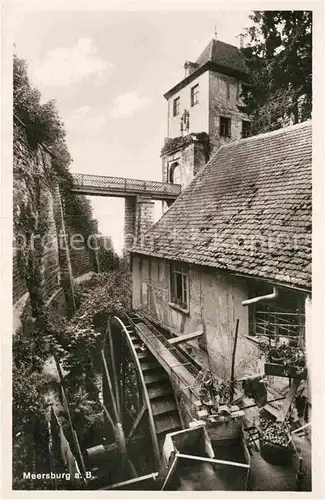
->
xmin=63 ymin=265 xmax=131 ymax=375
xmin=14 ymin=54 xmax=98 ymax=242
xmin=240 ymin=11 xmax=312 ymax=134
xmin=12 ymin=307 xmax=66 ymax=489
xmin=12 ymin=262 xmax=131 ymax=488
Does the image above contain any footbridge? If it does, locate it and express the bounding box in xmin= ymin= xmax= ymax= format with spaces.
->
xmin=71 ymin=173 xmax=181 ymax=201
xmin=71 ymin=173 xmax=181 ymax=249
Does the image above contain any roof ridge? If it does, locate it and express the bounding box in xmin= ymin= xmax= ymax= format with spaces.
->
xmin=219 ymin=120 xmax=312 ymax=151
xmin=209 ymin=39 xmax=214 ymax=60
xmin=215 ymin=38 xmax=240 ymax=50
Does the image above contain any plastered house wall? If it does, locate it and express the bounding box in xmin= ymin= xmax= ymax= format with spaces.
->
xmin=132 ymin=255 xmax=261 ymax=380
xmin=167 ymin=71 xmax=210 ymax=139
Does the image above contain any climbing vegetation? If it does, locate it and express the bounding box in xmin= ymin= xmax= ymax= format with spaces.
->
xmin=240 ymin=11 xmax=312 ymax=134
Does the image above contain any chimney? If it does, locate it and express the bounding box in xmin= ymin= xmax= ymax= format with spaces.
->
xmin=239 ymin=33 xmax=244 ymax=49
xmin=184 ymin=60 xmax=199 ymax=78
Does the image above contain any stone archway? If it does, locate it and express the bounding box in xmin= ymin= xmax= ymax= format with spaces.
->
xmin=169 ymin=162 xmax=181 ymax=185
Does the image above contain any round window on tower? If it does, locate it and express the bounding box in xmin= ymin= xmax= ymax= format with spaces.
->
xmin=169 ymin=162 xmax=181 ymax=184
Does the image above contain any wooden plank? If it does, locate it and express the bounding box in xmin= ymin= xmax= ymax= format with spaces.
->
xmin=54 ymin=358 xmax=87 ymax=481
xmin=278 ymin=378 xmax=301 ymax=422
xmin=265 ymin=362 xmax=307 ymax=379
xmin=176 ymin=453 xmax=250 ymax=469
xmin=168 ymin=330 xmax=203 ymax=345
xmin=161 ymin=452 xmax=178 ymax=491
xmin=135 ymin=322 xmax=201 ymax=403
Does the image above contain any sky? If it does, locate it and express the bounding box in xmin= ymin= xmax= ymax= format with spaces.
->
xmin=13 ymin=7 xmax=252 ymax=254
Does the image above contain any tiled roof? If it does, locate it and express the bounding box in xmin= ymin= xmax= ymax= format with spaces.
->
xmin=195 ymin=39 xmax=248 ymax=76
xmin=132 ymin=122 xmax=312 ymax=290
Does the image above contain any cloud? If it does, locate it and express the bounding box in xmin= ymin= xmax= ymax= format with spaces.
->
xmin=109 ymin=91 xmax=150 ymax=119
xmin=65 ymin=105 xmax=108 ymax=137
xmin=30 ymin=38 xmax=113 ymax=88
xmin=65 ymin=90 xmax=152 ymax=138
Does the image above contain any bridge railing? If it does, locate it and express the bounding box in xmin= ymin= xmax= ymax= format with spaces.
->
xmin=72 ymin=173 xmax=181 ymax=196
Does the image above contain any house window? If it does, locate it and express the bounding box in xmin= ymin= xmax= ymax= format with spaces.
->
xmin=191 ymin=84 xmax=199 ymax=106
xmin=248 ymin=285 xmax=305 ymax=341
xmin=220 ymin=116 xmax=231 ymax=137
xmin=170 ymin=261 xmax=189 ymax=310
xmin=249 ymin=304 xmax=305 ymax=343
xmin=242 ymin=120 xmax=251 ymax=138
xmin=236 ymin=81 xmax=241 ymax=100
xmin=173 ymin=97 xmax=180 ymax=116
xmin=226 ymin=81 xmax=230 ymax=99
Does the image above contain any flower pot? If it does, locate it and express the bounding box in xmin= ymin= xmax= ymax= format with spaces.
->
xmin=260 ymin=439 xmax=293 ymax=466
xmin=287 ymin=365 xmax=307 ymax=379
xmin=269 ymin=349 xmax=284 ymax=364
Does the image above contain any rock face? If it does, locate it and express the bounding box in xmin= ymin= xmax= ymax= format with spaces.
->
xmin=13 ymin=118 xmax=95 ymax=310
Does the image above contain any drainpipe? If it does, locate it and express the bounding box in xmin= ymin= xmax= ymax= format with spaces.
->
xmin=242 ymin=286 xmax=278 ymax=306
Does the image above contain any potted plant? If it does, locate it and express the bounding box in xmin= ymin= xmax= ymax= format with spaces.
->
xmin=258 ymin=418 xmax=293 ymax=466
xmin=197 ymin=371 xmax=232 ymax=411
xmin=259 ymin=341 xmax=307 ymax=378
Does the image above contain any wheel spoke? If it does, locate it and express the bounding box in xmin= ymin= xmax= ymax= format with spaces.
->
xmin=126 ymin=405 xmax=147 ymax=445
xmin=107 ymin=319 xmax=122 ymax=419
xmin=102 ymin=402 xmax=116 ymax=431
xmin=127 ymin=458 xmax=137 ymax=478
xmin=101 ymin=349 xmax=119 ymax=424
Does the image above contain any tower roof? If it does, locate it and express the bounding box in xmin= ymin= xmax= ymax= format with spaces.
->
xmin=164 ymin=38 xmax=248 ymax=100
xmin=195 ymin=38 xmax=248 ymax=75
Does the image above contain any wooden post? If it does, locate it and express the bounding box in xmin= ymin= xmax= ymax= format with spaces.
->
xmin=230 ymin=319 xmax=240 ymax=402
xmin=54 ymin=357 xmax=87 ymax=482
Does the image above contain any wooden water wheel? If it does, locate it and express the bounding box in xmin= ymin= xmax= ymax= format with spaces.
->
xmin=99 ymin=313 xmax=182 ymax=486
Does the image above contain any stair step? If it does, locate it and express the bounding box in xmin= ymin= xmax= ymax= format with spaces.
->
xmin=140 ymin=360 xmax=160 ymax=372
xmin=128 ymin=312 xmax=142 ymax=319
xmin=129 ymin=317 xmax=142 ymax=324
xmin=137 ymin=351 xmax=150 ymax=360
xmin=154 ymin=411 xmax=181 ymax=435
xmin=144 ymin=368 xmax=168 ymax=385
xmin=147 ymin=383 xmax=173 ymax=400
xmin=151 ymin=396 xmax=177 ymax=416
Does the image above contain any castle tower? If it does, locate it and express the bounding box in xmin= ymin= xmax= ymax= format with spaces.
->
xmin=161 ymin=37 xmax=250 ymax=196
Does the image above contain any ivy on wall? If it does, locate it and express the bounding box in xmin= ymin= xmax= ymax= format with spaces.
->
xmin=161 ymin=131 xmax=210 ymax=158
xmin=13 ymin=54 xmax=99 ymax=311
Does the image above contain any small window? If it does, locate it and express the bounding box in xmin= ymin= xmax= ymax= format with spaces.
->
xmin=173 ymin=97 xmax=180 ymax=116
xmin=226 ymin=81 xmax=230 ymax=99
xmin=191 ymin=84 xmax=199 ymax=106
xmin=170 ymin=261 xmax=189 ymax=310
xmin=242 ymin=120 xmax=251 ymax=138
xmin=236 ymin=81 xmax=241 ymax=100
xmin=220 ymin=116 xmax=231 ymax=137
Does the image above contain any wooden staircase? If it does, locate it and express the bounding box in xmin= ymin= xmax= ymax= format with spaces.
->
xmin=125 ymin=312 xmax=182 ymax=452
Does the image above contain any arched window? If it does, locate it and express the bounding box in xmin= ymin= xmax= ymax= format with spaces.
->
xmin=169 ymin=162 xmax=181 ymax=184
